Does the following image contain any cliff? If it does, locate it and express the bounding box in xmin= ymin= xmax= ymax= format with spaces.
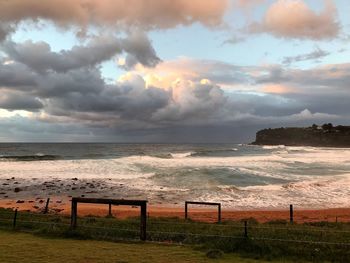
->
xmin=252 ymin=124 xmax=350 ymax=147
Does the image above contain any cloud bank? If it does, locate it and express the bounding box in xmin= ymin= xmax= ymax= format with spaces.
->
xmin=0 ymin=0 xmax=348 ymax=142
xmin=1 ymin=44 xmax=348 ymax=142
xmin=2 ymin=32 xmax=160 ymax=72
xmin=0 ymin=0 xmax=229 ymax=40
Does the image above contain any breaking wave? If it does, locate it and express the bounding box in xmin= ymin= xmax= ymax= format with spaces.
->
xmin=0 ymin=154 xmax=61 ymax=161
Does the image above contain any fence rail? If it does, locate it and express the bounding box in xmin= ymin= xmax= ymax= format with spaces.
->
xmin=1 ymin=208 xmax=350 ymax=248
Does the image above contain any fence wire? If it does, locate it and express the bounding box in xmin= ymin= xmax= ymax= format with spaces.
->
xmin=1 ymin=211 xmax=350 ymax=248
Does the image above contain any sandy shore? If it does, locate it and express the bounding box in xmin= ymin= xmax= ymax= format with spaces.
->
xmin=1 ymin=197 xmax=349 ymax=223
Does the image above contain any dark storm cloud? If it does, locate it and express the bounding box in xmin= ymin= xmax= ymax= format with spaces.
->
xmin=35 ymin=68 xmax=105 ymax=97
xmin=1 ymin=44 xmax=349 ymax=142
xmin=3 ymin=33 xmax=160 ymax=73
xmin=120 ymin=32 xmax=162 ymax=70
xmin=0 ymin=61 xmax=105 ymax=96
xmin=46 ymin=76 xmax=170 ymax=121
xmin=3 ymin=37 xmax=122 ymax=73
xmin=0 ymin=91 xmax=43 ymax=111
xmin=0 ymin=61 xmax=37 ymax=88
xmin=0 ymin=24 xmax=13 ymax=41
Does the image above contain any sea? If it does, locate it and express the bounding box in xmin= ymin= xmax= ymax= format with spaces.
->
xmin=0 ymin=143 xmax=350 ymax=209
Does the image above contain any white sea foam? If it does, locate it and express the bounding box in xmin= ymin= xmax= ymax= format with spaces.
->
xmin=1 ymin=146 xmax=350 ymax=209
xmin=170 ymin=152 xmax=193 ymax=158
xmin=262 ymin=145 xmax=286 ymax=149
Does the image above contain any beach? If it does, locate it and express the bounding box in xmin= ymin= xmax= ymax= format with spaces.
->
xmin=1 ymin=143 xmax=350 ymax=221
xmin=1 ymin=196 xmax=350 ymax=223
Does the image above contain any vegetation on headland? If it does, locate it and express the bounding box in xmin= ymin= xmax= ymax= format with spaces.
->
xmin=0 ymin=208 xmax=349 ymax=262
xmin=253 ymin=123 xmax=350 ymax=147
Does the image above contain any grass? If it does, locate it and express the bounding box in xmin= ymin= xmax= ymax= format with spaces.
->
xmin=0 ymin=230 xmax=278 ymax=263
xmin=0 ymin=208 xmax=350 ymax=262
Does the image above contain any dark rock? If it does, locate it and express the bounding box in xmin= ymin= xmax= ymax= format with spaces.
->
xmin=14 ymin=187 xmax=22 ymax=192
xmin=16 ymin=200 xmax=25 ymax=203
xmin=71 ymin=178 xmax=78 ymax=181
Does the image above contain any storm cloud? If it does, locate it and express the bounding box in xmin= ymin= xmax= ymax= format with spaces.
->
xmin=2 ymin=32 xmax=160 ymax=73
xmin=1 ymin=47 xmax=349 ymax=142
xmin=0 ymin=0 xmax=349 ymax=142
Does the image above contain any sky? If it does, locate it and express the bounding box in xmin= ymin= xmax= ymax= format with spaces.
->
xmin=0 ymin=0 xmax=350 ymax=143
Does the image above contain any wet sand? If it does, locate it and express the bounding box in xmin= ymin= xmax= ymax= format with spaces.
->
xmin=1 ymin=197 xmax=349 ymax=223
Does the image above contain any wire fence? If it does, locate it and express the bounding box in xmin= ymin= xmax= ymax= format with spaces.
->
xmin=1 ymin=208 xmax=350 ymax=249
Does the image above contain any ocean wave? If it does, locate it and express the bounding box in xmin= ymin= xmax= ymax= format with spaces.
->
xmin=142 ymin=152 xmax=193 ymax=159
xmin=0 ymin=154 xmax=61 ymax=161
xmin=148 ymin=153 xmax=173 ymax=159
xmin=190 ymin=148 xmax=240 ymax=157
xmin=262 ymin=145 xmax=286 ymax=150
xmin=170 ymin=152 xmax=193 ymax=158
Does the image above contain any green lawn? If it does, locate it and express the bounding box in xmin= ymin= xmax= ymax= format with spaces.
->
xmin=2 ymin=208 xmax=348 ymax=262
xmin=0 ymin=230 xmax=280 ymax=263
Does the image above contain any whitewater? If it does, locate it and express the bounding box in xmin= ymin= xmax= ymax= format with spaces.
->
xmin=0 ymin=143 xmax=349 ymax=209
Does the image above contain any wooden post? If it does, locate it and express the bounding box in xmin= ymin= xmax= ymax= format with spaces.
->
xmin=71 ymin=200 xmax=77 ymax=228
xmin=140 ymin=203 xmax=147 ymax=241
xmin=13 ymin=209 xmax=18 ymax=229
xmin=108 ymin=203 xmax=112 ymax=216
xmin=290 ymin=204 xmax=294 ymax=224
xmin=185 ymin=202 xmax=188 ymax=220
xmin=218 ymin=204 xmax=221 ymax=223
xmin=44 ymin=198 xmax=50 ymax=214
xmin=244 ymin=220 xmax=248 ymax=238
